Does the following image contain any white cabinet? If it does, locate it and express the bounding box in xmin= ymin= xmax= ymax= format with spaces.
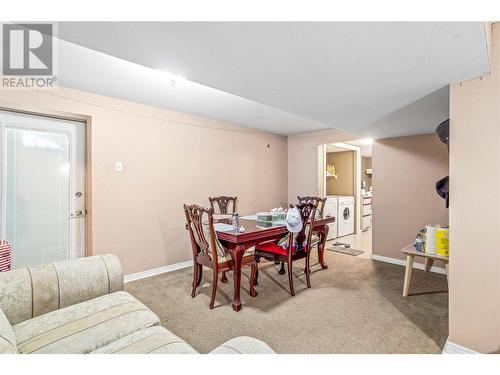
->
xmin=362 ymin=215 xmax=372 ymax=229
xmin=362 ymin=196 xmax=372 ymax=231
xmin=363 ymin=204 xmax=372 ymax=215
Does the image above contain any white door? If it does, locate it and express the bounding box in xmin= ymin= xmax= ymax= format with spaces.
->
xmin=0 ymin=110 xmax=86 ymax=268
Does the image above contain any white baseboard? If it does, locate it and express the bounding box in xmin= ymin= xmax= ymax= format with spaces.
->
xmin=124 ymin=260 xmax=193 ymax=283
xmin=371 ymin=254 xmax=447 ymax=275
xmin=442 ymin=339 xmax=478 ymax=354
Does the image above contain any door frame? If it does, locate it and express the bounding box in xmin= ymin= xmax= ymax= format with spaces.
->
xmin=320 ymin=142 xmax=362 ymax=235
xmin=0 ymin=104 xmax=93 ymax=257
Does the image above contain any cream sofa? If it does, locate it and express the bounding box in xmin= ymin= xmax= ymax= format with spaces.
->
xmin=0 ymin=254 xmax=274 ymax=354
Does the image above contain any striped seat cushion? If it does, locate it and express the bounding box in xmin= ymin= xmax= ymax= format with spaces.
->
xmin=91 ymin=326 xmax=198 ymax=354
xmin=190 ymin=222 xmax=227 ymax=257
xmin=190 ymin=223 xmax=254 ymax=264
xmin=217 ymin=247 xmax=255 ymax=264
xmin=12 ymin=291 xmax=160 ymax=354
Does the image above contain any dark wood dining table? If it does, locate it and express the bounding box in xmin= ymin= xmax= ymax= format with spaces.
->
xmin=216 ymin=215 xmax=335 ymax=311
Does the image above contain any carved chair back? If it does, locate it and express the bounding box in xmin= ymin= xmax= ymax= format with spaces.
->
xmin=297 ymin=196 xmax=327 ymax=216
xmin=288 ymin=202 xmax=317 ymax=254
xmin=209 ymin=196 xmax=237 ymax=214
xmin=183 ymin=204 xmax=218 ymax=263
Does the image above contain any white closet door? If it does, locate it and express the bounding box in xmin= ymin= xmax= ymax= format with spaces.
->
xmin=0 ymin=111 xmax=86 ymax=268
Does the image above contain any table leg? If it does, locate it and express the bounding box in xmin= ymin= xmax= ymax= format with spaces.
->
xmin=318 ymin=225 xmax=329 ymax=269
xmin=402 ymin=255 xmax=414 ymax=297
xmin=424 ymin=258 xmax=434 ymax=272
xmin=227 ymin=244 xmax=245 ymax=312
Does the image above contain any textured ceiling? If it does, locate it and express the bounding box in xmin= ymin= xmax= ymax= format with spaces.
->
xmin=57 ymin=22 xmax=489 ymax=137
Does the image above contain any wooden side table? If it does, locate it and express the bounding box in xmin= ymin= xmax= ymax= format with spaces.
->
xmin=401 ymin=244 xmax=449 ymax=297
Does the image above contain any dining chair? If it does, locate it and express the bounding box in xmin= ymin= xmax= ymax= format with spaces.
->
xmin=208 ymin=195 xmax=237 ymax=283
xmin=254 ymin=202 xmax=318 ymax=296
xmin=297 ymin=196 xmax=325 ymax=257
xmin=297 ymin=195 xmax=327 ymax=216
xmin=208 ymin=196 xmax=237 ymax=214
xmin=184 ymin=204 xmax=257 ymax=309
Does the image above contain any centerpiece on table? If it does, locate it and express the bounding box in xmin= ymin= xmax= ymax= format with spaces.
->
xmin=257 ymin=207 xmax=286 ymax=223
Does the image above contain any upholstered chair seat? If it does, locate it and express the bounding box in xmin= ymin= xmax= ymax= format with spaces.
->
xmin=254 ymin=202 xmax=318 ymax=296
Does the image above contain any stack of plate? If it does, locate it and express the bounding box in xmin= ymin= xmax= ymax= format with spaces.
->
xmin=257 ymin=211 xmax=286 ymax=222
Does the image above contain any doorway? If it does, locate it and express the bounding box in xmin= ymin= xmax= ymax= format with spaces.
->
xmin=0 ymin=110 xmax=86 ymax=268
xmin=318 ymin=140 xmax=372 ymax=258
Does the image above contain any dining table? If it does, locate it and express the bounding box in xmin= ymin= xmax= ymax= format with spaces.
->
xmin=215 ymin=215 xmax=335 ymax=311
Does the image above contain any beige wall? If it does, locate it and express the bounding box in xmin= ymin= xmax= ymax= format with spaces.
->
xmin=361 ymin=157 xmax=372 ymax=188
xmin=326 ymin=151 xmax=355 ymax=196
xmin=0 ymin=87 xmax=288 ymax=275
xmin=288 ymin=129 xmax=359 ymax=202
xmin=448 ymin=23 xmax=500 ymax=353
xmin=372 ymin=134 xmax=449 ymax=264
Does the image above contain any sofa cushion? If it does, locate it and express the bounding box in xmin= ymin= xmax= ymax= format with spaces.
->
xmin=0 ymin=268 xmax=33 ymax=325
xmin=0 ymin=308 xmax=16 ymax=354
xmin=209 ymin=336 xmax=275 ymax=354
xmin=91 ymin=326 xmax=198 ymax=354
xmin=12 ymin=291 xmax=159 ymax=354
xmin=0 ymin=254 xmax=124 ymax=325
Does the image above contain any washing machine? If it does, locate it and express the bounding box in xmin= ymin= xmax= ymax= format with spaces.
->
xmin=337 ymin=196 xmax=355 ymax=237
xmin=323 ymin=197 xmax=338 ymax=240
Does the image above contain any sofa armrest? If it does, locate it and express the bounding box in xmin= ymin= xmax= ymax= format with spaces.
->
xmin=0 ymin=254 xmax=123 ymax=325
xmin=0 ymin=307 xmax=17 ymax=354
xmin=209 ymin=336 xmax=275 ymax=354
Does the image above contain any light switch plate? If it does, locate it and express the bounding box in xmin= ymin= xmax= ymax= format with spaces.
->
xmin=115 ymin=161 xmax=123 ymax=172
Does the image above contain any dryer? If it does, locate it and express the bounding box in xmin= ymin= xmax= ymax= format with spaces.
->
xmin=337 ymin=196 xmax=355 ymax=237
xmin=323 ymin=197 xmax=338 ymax=240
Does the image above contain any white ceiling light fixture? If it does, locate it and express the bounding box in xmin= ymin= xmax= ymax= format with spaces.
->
xmin=360 ymin=138 xmax=374 ymax=145
xmin=157 ymin=70 xmax=188 ymax=87
xmin=170 ymin=74 xmax=187 ymax=86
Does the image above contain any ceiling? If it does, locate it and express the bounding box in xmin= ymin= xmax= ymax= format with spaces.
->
xmin=56 ymin=40 xmax=326 ymax=135
xmin=57 ymin=22 xmax=490 ymax=137
xmin=345 ymin=140 xmax=373 ymax=157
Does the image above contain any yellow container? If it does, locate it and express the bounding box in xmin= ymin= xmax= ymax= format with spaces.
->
xmin=436 ymin=226 xmax=449 ymax=256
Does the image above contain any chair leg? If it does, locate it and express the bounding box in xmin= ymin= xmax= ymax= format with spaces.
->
xmin=287 ymin=260 xmax=295 ymax=296
xmin=191 ymin=260 xmax=199 ymax=298
xmin=279 ymin=261 xmax=286 ymax=275
xmin=221 ymin=271 xmax=228 ymax=283
xmin=196 ymin=264 xmax=203 ymax=286
xmin=253 ymin=257 xmax=260 ymax=286
xmin=305 ymin=251 xmax=312 ymax=288
xmin=210 ymin=269 xmax=218 ymax=309
xmin=249 ymin=262 xmax=258 ymax=297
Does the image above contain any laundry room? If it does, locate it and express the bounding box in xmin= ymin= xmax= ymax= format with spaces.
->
xmin=321 ymin=140 xmax=373 ymax=258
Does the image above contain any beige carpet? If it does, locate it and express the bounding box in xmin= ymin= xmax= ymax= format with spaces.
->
xmin=126 ymin=251 xmax=448 ymax=354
